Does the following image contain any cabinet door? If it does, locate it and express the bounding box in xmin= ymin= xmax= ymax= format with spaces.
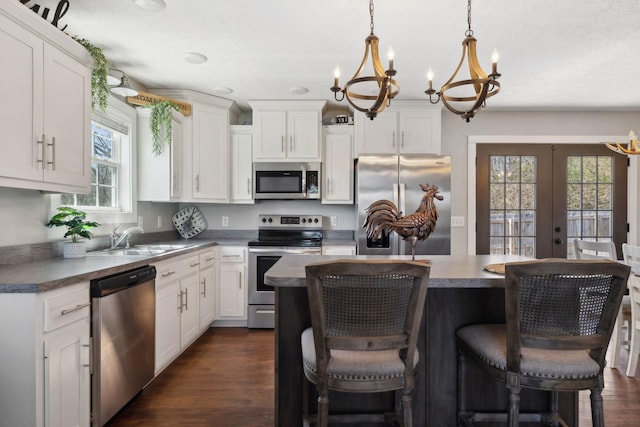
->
xmin=359 ymin=113 xmax=397 ymax=154
xmin=179 ymin=273 xmax=200 ymax=347
xmin=192 ymin=103 xmax=229 ymax=201
xmin=42 ymin=44 xmax=90 ymax=189
xmin=218 ymin=263 xmax=246 ymax=318
xmin=170 ymin=117 xmax=183 ymax=199
xmin=0 ymin=12 xmax=44 ymax=182
xmin=155 ymin=281 xmax=181 ymax=373
xmin=253 ymin=110 xmax=287 ymax=160
xmin=44 ymin=318 xmax=90 ymax=427
xmin=323 ymin=131 xmax=353 ymax=204
xmin=199 ymin=266 xmax=216 ymax=329
xmin=287 ymin=110 xmax=321 ymax=160
xmin=231 ymin=130 xmax=253 ymax=202
xmin=398 ymin=110 xmax=441 ymax=154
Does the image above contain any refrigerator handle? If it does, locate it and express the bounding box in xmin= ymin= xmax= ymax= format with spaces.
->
xmin=399 ymin=182 xmax=406 ymax=215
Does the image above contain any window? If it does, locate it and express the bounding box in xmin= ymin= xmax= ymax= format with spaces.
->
xmin=52 ymin=96 xmax=137 ymax=224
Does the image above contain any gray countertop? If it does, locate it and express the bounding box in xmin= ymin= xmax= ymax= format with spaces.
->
xmin=0 ymin=240 xmax=223 ymax=293
xmin=264 ymin=254 xmax=532 ymax=288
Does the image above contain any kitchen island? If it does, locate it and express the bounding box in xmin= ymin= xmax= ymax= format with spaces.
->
xmin=265 ymin=254 xmax=578 ymax=427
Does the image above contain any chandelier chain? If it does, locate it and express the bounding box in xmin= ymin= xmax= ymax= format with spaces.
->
xmin=370 ymin=0 xmax=375 ymax=34
xmin=466 ymin=0 xmax=473 ymax=37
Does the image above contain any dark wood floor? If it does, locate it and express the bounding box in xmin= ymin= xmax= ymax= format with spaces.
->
xmin=106 ymin=327 xmax=640 ymax=427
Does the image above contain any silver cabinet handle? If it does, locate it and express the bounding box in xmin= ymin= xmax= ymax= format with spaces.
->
xmin=392 ymin=130 xmax=396 ymax=148
xmin=47 ymin=136 xmax=56 ymax=170
xmin=239 ymin=272 xmax=242 ymax=289
xmin=82 ymin=342 xmax=91 ymax=369
xmin=184 ymin=288 xmax=188 ymax=310
xmin=190 ymin=262 xmax=200 ymax=267
xmin=247 ymin=177 xmax=251 ymax=195
xmin=177 ymin=292 xmax=182 ymax=313
xmin=61 ymin=302 xmax=90 ymax=315
xmin=201 ymin=278 xmax=206 ymax=297
xmin=195 ymin=174 xmax=200 ymax=192
xmin=205 ymin=256 xmax=215 ymax=262
xmin=289 ymin=135 xmax=294 ymax=152
xmin=281 ymin=136 xmax=285 ymax=152
xmin=161 ymin=270 xmax=176 ymax=277
xmin=401 ymin=130 xmax=405 ymax=148
xmin=37 ymin=134 xmax=45 ymax=169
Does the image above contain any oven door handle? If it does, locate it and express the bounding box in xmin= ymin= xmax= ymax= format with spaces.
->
xmin=249 ymin=248 xmax=321 ymax=255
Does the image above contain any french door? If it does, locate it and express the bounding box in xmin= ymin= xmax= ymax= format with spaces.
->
xmin=476 ymin=144 xmax=627 ymax=259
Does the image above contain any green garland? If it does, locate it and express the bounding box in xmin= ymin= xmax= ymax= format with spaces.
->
xmin=149 ymin=100 xmax=180 ymax=156
xmin=73 ymin=36 xmax=109 ymax=112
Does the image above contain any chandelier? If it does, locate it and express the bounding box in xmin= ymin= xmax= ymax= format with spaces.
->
xmin=330 ymin=0 xmax=399 ymax=120
xmin=425 ymin=0 xmax=501 ymax=122
xmin=606 ymin=131 xmax=640 ymax=155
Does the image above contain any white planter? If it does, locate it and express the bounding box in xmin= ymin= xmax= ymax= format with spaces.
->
xmin=63 ymin=241 xmax=86 ymax=258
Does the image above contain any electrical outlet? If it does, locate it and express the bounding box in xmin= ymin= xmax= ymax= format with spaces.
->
xmin=157 ymin=216 xmax=162 ymax=229
xmin=330 ymin=216 xmax=338 ymax=227
xmin=222 ymin=216 xmax=229 ymax=227
xmin=137 ymin=216 xmax=143 ymax=228
xmin=451 ymin=216 xmax=465 ymax=227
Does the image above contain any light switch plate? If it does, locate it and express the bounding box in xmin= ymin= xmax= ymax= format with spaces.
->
xmin=451 ymin=216 xmax=465 ymax=227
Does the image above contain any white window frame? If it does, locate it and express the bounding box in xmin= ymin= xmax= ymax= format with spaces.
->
xmin=50 ymin=96 xmax=137 ymax=224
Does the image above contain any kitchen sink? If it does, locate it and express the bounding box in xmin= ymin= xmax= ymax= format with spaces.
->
xmin=87 ymin=244 xmax=195 ymax=257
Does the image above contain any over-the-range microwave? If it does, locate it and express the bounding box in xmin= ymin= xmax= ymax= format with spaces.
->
xmin=253 ymin=162 xmax=320 ymax=200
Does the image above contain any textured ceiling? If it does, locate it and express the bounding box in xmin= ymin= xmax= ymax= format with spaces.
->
xmin=50 ymin=0 xmax=640 ymax=113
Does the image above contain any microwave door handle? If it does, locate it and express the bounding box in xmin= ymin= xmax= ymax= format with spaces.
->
xmin=301 ymin=165 xmax=307 ymax=198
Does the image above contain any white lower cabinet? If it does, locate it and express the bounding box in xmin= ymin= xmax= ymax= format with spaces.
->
xmin=153 ymin=253 xmax=201 ymax=374
xmin=199 ymin=249 xmax=217 ymax=330
xmin=217 ymin=246 xmax=247 ymax=322
xmin=0 ymin=281 xmax=90 ymax=427
xmin=322 ymin=245 xmax=357 ymax=255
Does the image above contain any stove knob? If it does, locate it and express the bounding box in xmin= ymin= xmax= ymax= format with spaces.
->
xmin=313 ymin=218 xmax=319 ymax=223
xmin=302 ymin=218 xmax=307 ymax=223
xmin=261 ymin=217 xmax=267 ymax=223
xmin=268 ymin=217 xmax=273 ymax=223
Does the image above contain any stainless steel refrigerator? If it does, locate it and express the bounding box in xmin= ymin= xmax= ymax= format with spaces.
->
xmin=356 ymin=155 xmax=451 ymax=255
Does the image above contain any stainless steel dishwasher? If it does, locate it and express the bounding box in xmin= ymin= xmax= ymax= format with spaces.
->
xmin=90 ymin=265 xmax=156 ymax=427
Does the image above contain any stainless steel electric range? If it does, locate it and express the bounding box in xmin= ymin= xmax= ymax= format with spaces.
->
xmin=247 ymin=214 xmax=323 ymax=328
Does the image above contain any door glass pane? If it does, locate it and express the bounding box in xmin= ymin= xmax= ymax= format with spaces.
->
xmin=488 ymin=155 xmax=536 ymax=256
xmin=566 ymin=155 xmax=615 ymax=257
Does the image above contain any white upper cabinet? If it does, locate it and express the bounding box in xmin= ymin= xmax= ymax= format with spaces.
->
xmin=249 ymin=100 xmax=326 ymax=162
xmin=137 ymin=109 xmax=184 ymax=202
xmin=355 ymin=101 xmax=441 ymax=155
xmin=322 ymin=126 xmax=354 ymax=204
xmin=0 ymin=2 xmax=91 ymax=193
xmin=153 ymin=90 xmax=240 ymax=203
xmin=230 ymin=125 xmax=254 ymax=203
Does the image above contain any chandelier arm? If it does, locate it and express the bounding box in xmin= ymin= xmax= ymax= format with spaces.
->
xmin=466 ymin=37 xmax=489 ymax=94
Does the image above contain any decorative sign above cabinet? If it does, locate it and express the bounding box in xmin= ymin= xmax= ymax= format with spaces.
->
xmin=18 ymin=0 xmax=70 ymax=31
xmin=127 ymin=91 xmax=193 ymax=116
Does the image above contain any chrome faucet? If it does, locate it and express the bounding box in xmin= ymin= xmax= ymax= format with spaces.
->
xmin=110 ymin=226 xmax=144 ymax=249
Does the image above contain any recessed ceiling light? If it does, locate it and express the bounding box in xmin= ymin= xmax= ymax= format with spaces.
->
xmin=290 ymin=87 xmax=309 ymax=95
xmin=213 ymin=87 xmax=233 ymax=95
xmin=184 ymin=52 xmax=208 ymax=64
xmin=133 ymin=0 xmax=166 ymax=12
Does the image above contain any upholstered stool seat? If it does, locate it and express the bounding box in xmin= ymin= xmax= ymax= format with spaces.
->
xmin=301 ymin=327 xmax=419 ymax=390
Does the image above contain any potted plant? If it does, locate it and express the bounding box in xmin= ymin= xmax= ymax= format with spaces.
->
xmin=149 ymin=100 xmax=180 ymax=156
xmin=46 ymin=207 xmax=101 ymax=258
xmin=73 ymin=36 xmax=109 ymax=112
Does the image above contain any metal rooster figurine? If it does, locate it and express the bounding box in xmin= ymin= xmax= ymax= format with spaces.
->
xmin=363 ymin=183 xmax=444 ymax=260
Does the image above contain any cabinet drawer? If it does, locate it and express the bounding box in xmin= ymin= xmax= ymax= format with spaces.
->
xmin=155 ymin=254 xmax=200 ymax=284
xmin=199 ymin=249 xmax=216 ymax=269
xmin=43 ymin=283 xmax=90 ymax=332
xmin=219 ymin=247 xmax=245 ymax=263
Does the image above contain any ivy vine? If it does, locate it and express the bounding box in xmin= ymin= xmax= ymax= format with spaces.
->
xmin=73 ymin=36 xmax=109 ymax=112
xmin=149 ymin=100 xmax=180 ymax=156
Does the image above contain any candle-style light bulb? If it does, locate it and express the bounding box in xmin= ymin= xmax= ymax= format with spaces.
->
xmin=333 ymin=66 xmax=340 ymax=87
xmin=387 ymin=46 xmax=395 ymax=70
xmin=427 ymin=67 xmax=434 ymax=90
xmin=491 ymin=49 xmax=499 ymax=74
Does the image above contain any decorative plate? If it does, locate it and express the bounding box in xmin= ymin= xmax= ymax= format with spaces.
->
xmin=172 ymin=206 xmax=207 ymax=239
xmin=484 ymin=263 xmax=505 ymax=274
